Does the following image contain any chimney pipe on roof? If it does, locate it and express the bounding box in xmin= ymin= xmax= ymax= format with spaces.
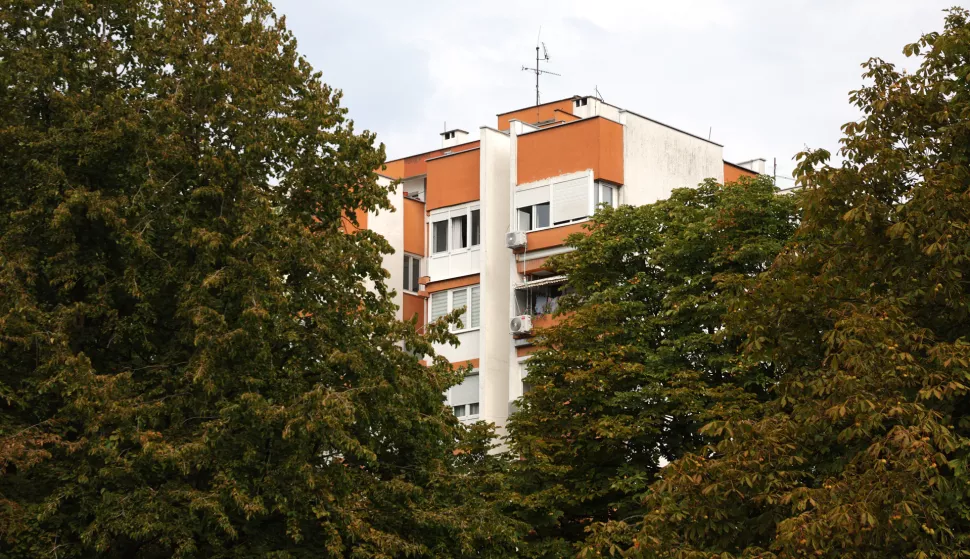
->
xmin=441 ymin=129 xmax=469 ymax=149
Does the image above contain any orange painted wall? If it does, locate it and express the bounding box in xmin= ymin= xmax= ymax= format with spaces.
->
xmin=380 ymin=141 xmax=480 ymax=180
xmin=425 ymin=149 xmax=480 ymax=211
xmin=403 ymin=198 xmax=425 ymax=255
xmin=451 ymin=358 xmax=480 ymax=370
xmin=340 ymin=208 xmax=368 ymax=233
xmin=378 ymin=160 xmax=405 ymax=180
xmin=532 ymin=312 xmax=568 ymax=330
xmin=518 ymin=256 xmax=551 ymax=275
xmin=403 ymin=293 xmax=425 ymax=327
xmin=498 ymin=99 xmax=575 ymax=130
xmin=517 ymin=117 xmax=624 ymax=185
xmin=724 ymin=162 xmax=759 ymax=184
xmin=524 ymin=222 xmax=588 ymax=252
xmin=426 ymin=274 xmax=480 ymax=294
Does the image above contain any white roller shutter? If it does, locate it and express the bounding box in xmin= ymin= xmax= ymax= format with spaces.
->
xmin=430 ymin=292 xmax=448 ymax=323
xmin=470 ymin=286 xmax=481 ymax=328
xmin=552 ymin=175 xmax=589 ymax=223
xmin=452 ymin=289 xmax=468 ymax=330
xmin=449 ymin=374 xmax=480 ymax=406
xmin=515 ymin=185 xmax=550 ymax=210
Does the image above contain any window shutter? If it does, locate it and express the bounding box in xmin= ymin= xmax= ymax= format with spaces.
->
xmin=552 ymin=176 xmax=589 ymax=223
xmin=449 ymin=374 xmax=479 ymax=406
xmin=430 ymin=292 xmax=448 ymax=323
xmin=452 ymin=288 xmax=468 ymax=330
xmin=515 ymin=185 xmax=550 ymax=210
xmin=470 ymin=286 xmax=481 ymax=328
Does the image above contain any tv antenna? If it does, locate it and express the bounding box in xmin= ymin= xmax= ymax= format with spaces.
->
xmin=594 ymin=85 xmax=604 ymax=102
xmin=521 ymin=30 xmax=560 ymax=106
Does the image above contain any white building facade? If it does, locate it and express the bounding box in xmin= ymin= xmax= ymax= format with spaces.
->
xmin=361 ymin=95 xmax=759 ymax=434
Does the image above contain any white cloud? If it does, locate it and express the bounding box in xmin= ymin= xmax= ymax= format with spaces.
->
xmin=273 ymin=0 xmax=957 ymax=178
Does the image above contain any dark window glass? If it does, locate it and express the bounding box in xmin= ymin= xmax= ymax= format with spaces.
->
xmin=517 ymin=207 xmax=533 ymax=231
xmin=471 ymin=210 xmax=481 ymax=246
xmin=433 ymin=221 xmax=448 ymax=253
xmin=451 ymin=215 xmax=467 ymax=249
xmin=403 ymin=256 xmax=411 ymax=291
xmin=535 ymin=203 xmax=550 ymax=228
xmin=411 ymin=257 xmax=420 ymax=292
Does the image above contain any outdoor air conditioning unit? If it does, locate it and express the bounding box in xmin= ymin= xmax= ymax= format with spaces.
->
xmin=506 ymin=231 xmax=527 ymax=249
xmin=510 ymin=315 xmax=533 ymax=335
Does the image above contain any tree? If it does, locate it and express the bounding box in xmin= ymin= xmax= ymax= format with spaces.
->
xmin=614 ymin=9 xmax=970 ymax=558
xmin=0 ymin=1 xmax=518 ymax=557
xmin=505 ymin=177 xmax=798 ymax=558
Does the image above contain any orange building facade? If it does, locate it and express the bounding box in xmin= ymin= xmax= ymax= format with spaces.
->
xmin=359 ymin=95 xmax=767 ymax=431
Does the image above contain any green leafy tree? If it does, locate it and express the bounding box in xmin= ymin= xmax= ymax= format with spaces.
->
xmin=614 ymin=9 xmax=970 ymax=559
xmin=0 ymin=1 xmax=518 ymax=557
xmin=505 ymin=177 xmax=798 ymax=558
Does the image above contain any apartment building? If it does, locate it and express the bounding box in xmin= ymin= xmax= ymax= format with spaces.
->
xmin=358 ymin=95 xmax=760 ymax=433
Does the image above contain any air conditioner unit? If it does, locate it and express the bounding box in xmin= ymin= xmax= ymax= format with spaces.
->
xmin=506 ymin=231 xmax=527 ymax=249
xmin=510 ymin=315 xmax=533 ymax=335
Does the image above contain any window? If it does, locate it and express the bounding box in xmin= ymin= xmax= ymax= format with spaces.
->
xmin=595 ymin=182 xmax=616 ymax=209
xmin=432 ymin=220 xmax=448 ymax=254
xmin=427 ymin=285 xmax=481 ymax=332
xmin=574 ymin=97 xmax=588 ymax=107
xmin=452 ymin=289 xmax=468 ymax=330
xmin=430 ymin=291 xmax=448 ymax=322
xmin=403 ymin=255 xmax=421 ymax=292
xmin=470 ymin=286 xmax=481 ymax=328
xmin=552 ymin=176 xmax=589 ymax=225
xmin=430 ymin=206 xmax=480 ymax=256
xmin=471 ymin=210 xmax=480 ymax=246
xmin=451 ymin=215 xmax=467 ymax=250
xmin=517 ymin=202 xmax=550 ymax=231
xmin=531 ymin=283 xmax=565 ymax=315
xmin=449 ymin=373 xmax=480 ymax=419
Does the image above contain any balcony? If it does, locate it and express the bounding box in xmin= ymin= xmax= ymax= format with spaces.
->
xmin=516 ymin=117 xmax=623 ymax=186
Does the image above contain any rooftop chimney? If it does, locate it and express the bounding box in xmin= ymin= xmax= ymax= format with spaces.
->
xmin=737 ymin=158 xmax=767 ymax=175
xmin=441 ymin=129 xmax=469 ymax=149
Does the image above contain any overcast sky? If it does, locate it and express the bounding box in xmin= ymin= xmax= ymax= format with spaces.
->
xmin=273 ymin=0 xmax=958 ymax=179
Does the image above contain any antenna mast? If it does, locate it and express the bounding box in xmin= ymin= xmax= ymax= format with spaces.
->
xmin=521 ymin=31 xmax=560 ymax=106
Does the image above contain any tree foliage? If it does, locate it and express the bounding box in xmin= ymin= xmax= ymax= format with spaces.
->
xmin=611 ymin=9 xmax=970 ymax=559
xmin=0 ymin=1 xmax=517 ymax=557
xmin=505 ymin=177 xmax=798 ymax=558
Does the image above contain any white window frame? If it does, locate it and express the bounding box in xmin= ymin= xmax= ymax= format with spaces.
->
xmin=515 ymin=171 xmax=596 ymax=233
xmin=429 ymin=203 xmax=481 ymax=258
xmin=432 ymin=220 xmax=449 ymax=254
xmin=448 ymin=371 xmax=481 ymax=420
xmin=594 ymin=181 xmax=619 ymax=210
xmin=403 ymin=254 xmax=422 ymax=293
xmin=517 ymin=201 xmax=551 ymax=232
xmin=428 ymin=285 xmax=481 ymax=333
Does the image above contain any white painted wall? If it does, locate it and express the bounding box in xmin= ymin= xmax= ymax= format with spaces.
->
xmin=571 ymin=97 xmax=622 ymax=123
xmin=620 ymin=111 xmax=724 ymax=208
xmin=427 ymin=203 xmax=481 ymax=280
xmin=432 ymin=329 xmax=481 ymax=364
xmin=479 ymin=126 xmax=512 ymax=432
xmin=367 ymin=175 xmax=404 ymax=317
xmin=401 ymin=175 xmax=425 ymax=201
